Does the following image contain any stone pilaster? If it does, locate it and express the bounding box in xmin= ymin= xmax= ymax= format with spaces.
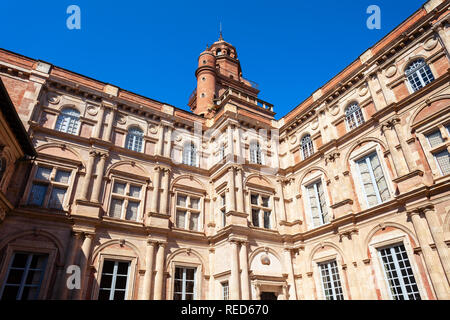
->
xmin=229 ymin=238 xmax=241 ymax=300
xmin=407 ymin=208 xmax=450 ymax=299
xmin=141 ymin=239 xmax=156 ymax=300
xmin=239 ymin=241 xmax=250 ymax=300
xmin=91 ymin=152 xmax=108 ymax=202
xmin=153 ymin=241 xmax=167 ymax=300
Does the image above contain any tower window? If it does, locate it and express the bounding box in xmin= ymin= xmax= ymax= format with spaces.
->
xmin=216 ymin=49 xmax=222 ymax=56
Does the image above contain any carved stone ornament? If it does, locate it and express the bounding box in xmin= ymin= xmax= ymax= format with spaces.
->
xmin=260 ymin=254 xmax=271 ymax=266
xmin=310 ymin=117 xmax=319 ymax=130
xmin=149 ymin=125 xmax=158 ymax=134
xmin=116 ymin=113 xmax=127 ymax=125
xmin=289 ymin=135 xmax=297 ymax=145
xmin=329 ymin=104 xmax=340 ymax=116
xmin=385 ymin=65 xmax=398 ymax=78
xmin=86 ymin=105 xmax=98 ymax=116
xmin=423 ymin=37 xmax=438 ymax=51
xmin=176 ymin=135 xmax=182 ymax=142
xmin=358 ymin=84 xmax=369 ymax=97
xmin=47 ymin=92 xmax=60 ymax=105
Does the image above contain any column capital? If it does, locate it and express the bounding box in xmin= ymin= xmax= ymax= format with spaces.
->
xmin=157 ymin=241 xmax=168 ymax=248
xmin=88 ymin=150 xmax=97 ymax=157
xmin=83 ymin=232 xmax=95 ymax=240
xmin=380 ymin=117 xmax=401 ymax=133
xmin=324 ymin=151 xmax=341 ymax=165
xmin=146 ymin=239 xmax=159 ymax=246
xmin=407 ymin=204 xmax=435 ymax=218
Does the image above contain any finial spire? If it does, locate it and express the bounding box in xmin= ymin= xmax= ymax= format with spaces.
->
xmin=219 ymin=22 xmax=223 ymax=40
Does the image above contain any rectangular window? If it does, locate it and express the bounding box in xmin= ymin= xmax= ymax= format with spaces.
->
xmin=222 ymin=281 xmax=229 ymax=300
xmin=319 ymin=260 xmax=344 ymax=300
xmin=378 ymin=244 xmax=420 ymax=300
xmin=426 ymin=130 xmax=444 ymax=148
xmin=434 ymin=150 xmax=450 ymax=175
xmin=98 ymin=260 xmax=131 ymax=300
xmin=175 ymin=194 xmax=202 ymax=231
xmin=306 ymin=180 xmax=329 ymax=228
xmin=109 ymin=181 xmax=142 ymax=221
xmin=356 ymin=152 xmax=390 ymax=208
xmin=173 ymin=267 xmax=196 ymax=300
xmin=0 ymin=252 xmax=48 ymax=300
xmin=250 ymin=193 xmax=272 ymax=229
xmin=27 ymin=166 xmax=71 ymax=210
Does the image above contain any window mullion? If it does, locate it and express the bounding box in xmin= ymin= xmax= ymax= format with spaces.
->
xmin=366 ymin=157 xmax=382 ymax=204
xmin=327 ymin=262 xmax=337 ymax=300
xmin=17 ymin=254 xmax=33 ymax=300
xmin=313 ymin=183 xmax=324 ymax=225
xmin=110 ymin=261 xmax=118 ymax=300
xmin=391 ymin=247 xmax=409 ymax=300
xmin=417 ymin=70 xmax=426 ymax=88
xmin=182 ymin=268 xmax=187 ymax=300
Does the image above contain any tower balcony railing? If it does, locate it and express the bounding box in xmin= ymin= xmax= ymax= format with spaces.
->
xmin=215 ymin=87 xmax=274 ymax=112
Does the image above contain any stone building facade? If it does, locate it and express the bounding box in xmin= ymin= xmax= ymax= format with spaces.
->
xmin=0 ymin=0 xmax=449 ymax=300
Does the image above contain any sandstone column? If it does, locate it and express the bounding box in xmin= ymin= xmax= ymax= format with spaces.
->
xmin=230 ymin=239 xmax=241 ymax=300
xmin=80 ymin=151 xmax=96 ymax=201
xmin=141 ymin=240 xmax=156 ymax=300
xmin=105 ymin=107 xmax=116 ymax=142
xmin=59 ymin=231 xmax=83 ymax=300
xmin=208 ymin=246 xmax=216 ymax=299
xmin=77 ymin=233 xmax=94 ymax=299
xmin=156 ymin=125 xmax=165 ymax=156
xmin=392 ymin=119 xmax=415 ymax=172
xmin=94 ymin=105 xmax=105 ymax=139
xmin=422 ymin=206 xmax=450 ymax=284
xmin=276 ymin=177 xmax=287 ymax=221
xmin=160 ymin=168 xmax=171 ymax=215
xmin=227 ymin=166 xmax=236 ymax=212
xmin=381 ymin=120 xmax=407 ymax=177
xmin=227 ymin=124 xmax=234 ymax=162
xmin=154 ymin=242 xmax=166 ymax=300
xmin=91 ymin=152 xmax=108 ymax=202
xmin=435 ymin=24 xmax=450 ymax=54
xmin=283 ymin=247 xmax=298 ymax=300
xmin=150 ymin=167 xmax=161 ymax=213
xmin=239 ymin=241 xmax=250 ymax=300
xmin=235 ymin=167 xmax=244 ymax=213
xmin=408 ymin=210 xmax=450 ymax=299
xmin=165 ymin=126 xmax=173 ymax=158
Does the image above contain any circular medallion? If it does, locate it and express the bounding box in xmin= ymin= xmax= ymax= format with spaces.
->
xmin=86 ymin=105 xmax=98 ymax=116
xmin=47 ymin=92 xmax=60 ymax=105
xmin=385 ymin=65 xmax=397 ymax=78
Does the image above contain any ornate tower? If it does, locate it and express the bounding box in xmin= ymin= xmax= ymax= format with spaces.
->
xmin=189 ymin=34 xmax=259 ymax=118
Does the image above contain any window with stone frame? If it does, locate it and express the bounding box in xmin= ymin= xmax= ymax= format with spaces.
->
xmin=355 ymin=151 xmax=391 ymax=208
xmin=182 ymin=141 xmax=198 ymax=167
xmin=301 ymin=134 xmax=314 ymax=160
xmin=378 ymin=244 xmax=421 ymax=300
xmin=318 ymin=260 xmax=344 ymax=300
xmin=249 ymin=140 xmax=263 ymax=165
xmin=55 ymin=107 xmax=81 ymax=135
xmin=175 ymin=193 xmax=201 ymax=231
xmin=0 ymin=252 xmax=48 ymax=300
xmin=305 ymin=179 xmax=330 ymax=228
xmin=221 ymin=281 xmax=229 ymax=300
xmin=125 ymin=127 xmax=144 ymax=153
xmin=250 ymin=193 xmax=272 ymax=229
xmin=405 ymin=59 xmax=435 ymax=93
xmin=27 ymin=165 xmax=72 ymax=210
xmin=98 ymin=260 xmax=131 ymax=300
xmin=108 ymin=180 xmax=143 ymax=221
xmin=345 ymin=103 xmax=365 ymax=131
xmin=173 ymin=266 xmax=196 ymax=300
xmin=424 ymin=126 xmax=450 ymax=176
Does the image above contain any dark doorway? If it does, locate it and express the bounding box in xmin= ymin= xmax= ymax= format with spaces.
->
xmin=260 ymin=292 xmax=277 ymax=300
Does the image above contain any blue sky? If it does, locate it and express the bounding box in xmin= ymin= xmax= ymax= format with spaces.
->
xmin=1 ymin=0 xmax=426 ymax=119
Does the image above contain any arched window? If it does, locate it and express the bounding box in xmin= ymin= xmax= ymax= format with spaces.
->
xmin=301 ymin=135 xmax=314 ymax=160
xmin=216 ymin=49 xmax=222 ymax=56
xmin=125 ymin=127 xmax=144 ymax=152
xmin=249 ymin=141 xmax=262 ymax=165
xmin=345 ymin=103 xmax=365 ymax=130
xmin=55 ymin=108 xmax=80 ymax=135
xmin=183 ymin=142 xmax=197 ymax=167
xmin=405 ymin=59 xmax=435 ymax=92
